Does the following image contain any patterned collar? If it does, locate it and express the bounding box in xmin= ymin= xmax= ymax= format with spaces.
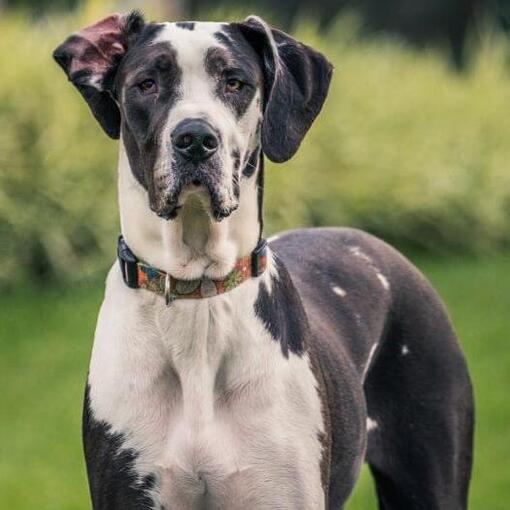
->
xmin=117 ymin=235 xmax=268 ymax=305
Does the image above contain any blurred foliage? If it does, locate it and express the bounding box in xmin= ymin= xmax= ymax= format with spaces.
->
xmin=3 ymin=0 xmax=81 ymax=14
xmin=266 ymin=20 xmax=510 ymax=254
xmin=1 ymin=8 xmax=510 ymax=287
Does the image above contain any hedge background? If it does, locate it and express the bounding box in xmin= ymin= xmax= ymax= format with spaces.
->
xmin=1 ymin=6 xmax=510 ymax=288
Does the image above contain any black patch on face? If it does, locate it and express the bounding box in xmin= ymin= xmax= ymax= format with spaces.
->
xmin=257 ymin=153 xmax=264 ymax=236
xmin=129 ymin=22 xmax=165 ymax=51
xmin=231 ymin=149 xmax=241 ymax=200
xmin=116 ymin=35 xmax=182 ymax=196
xmin=83 ymin=386 xmax=156 ymax=509
xmin=254 ymin=255 xmax=307 ymax=358
xmin=207 ymin=29 xmax=263 ymax=119
xmin=231 ymin=149 xmax=241 ymax=169
xmin=176 ymin=22 xmax=195 ymax=30
xmin=242 ymin=147 xmax=260 ymax=178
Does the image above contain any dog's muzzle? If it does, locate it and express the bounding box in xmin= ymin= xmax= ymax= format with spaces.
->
xmin=154 ymin=119 xmax=238 ymax=221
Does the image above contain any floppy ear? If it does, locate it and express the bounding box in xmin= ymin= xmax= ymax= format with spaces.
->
xmin=52 ymin=11 xmax=145 ymax=139
xmin=237 ymin=16 xmax=333 ymax=163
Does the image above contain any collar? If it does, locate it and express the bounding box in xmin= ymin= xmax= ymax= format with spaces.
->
xmin=117 ymin=235 xmax=268 ymax=305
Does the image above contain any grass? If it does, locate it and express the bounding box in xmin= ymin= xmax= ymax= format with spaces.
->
xmin=1 ymin=256 xmax=509 ymax=509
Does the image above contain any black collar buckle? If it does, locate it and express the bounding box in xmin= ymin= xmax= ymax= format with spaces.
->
xmin=117 ymin=235 xmax=139 ymax=288
xmin=251 ymin=238 xmax=268 ymax=277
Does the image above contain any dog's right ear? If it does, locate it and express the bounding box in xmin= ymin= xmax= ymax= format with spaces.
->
xmin=52 ymin=11 xmax=145 ymax=139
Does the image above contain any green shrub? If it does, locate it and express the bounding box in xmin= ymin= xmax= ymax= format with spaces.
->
xmin=1 ymin=9 xmax=510 ymax=287
xmin=0 ymin=10 xmax=118 ymax=285
xmin=265 ymin=22 xmax=510 ymax=255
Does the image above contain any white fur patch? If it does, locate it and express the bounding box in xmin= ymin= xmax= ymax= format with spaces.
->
xmin=89 ymin=256 xmax=325 ymax=508
xmin=362 ymin=342 xmax=378 ymax=381
xmin=367 ymin=417 xmax=378 ymax=432
xmin=376 ymin=272 xmax=390 ymax=290
xmin=350 ymin=246 xmax=390 ymax=291
xmin=332 ymin=285 xmax=347 ymax=297
xmin=349 ymin=245 xmax=373 ymax=264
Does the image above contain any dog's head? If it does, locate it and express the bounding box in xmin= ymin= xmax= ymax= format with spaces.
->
xmin=53 ymin=12 xmax=332 ymax=221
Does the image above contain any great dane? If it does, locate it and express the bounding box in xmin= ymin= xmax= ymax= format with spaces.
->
xmin=53 ymin=11 xmax=474 ymax=509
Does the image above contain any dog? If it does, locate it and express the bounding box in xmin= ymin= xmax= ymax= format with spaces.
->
xmin=53 ymin=11 xmax=474 ymax=509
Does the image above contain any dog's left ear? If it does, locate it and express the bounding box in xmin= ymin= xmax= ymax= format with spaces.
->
xmin=52 ymin=11 xmax=145 ymax=139
xmin=236 ymin=16 xmax=333 ymax=163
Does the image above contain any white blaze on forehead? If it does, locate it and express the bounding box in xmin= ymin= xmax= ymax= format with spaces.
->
xmin=153 ymin=22 xmax=226 ymax=105
xmin=152 ymin=22 xmax=246 ymax=154
xmin=154 ymin=21 xmax=227 ymax=50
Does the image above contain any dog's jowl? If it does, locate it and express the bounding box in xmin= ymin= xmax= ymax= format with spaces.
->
xmin=54 ymin=11 xmax=474 ymax=510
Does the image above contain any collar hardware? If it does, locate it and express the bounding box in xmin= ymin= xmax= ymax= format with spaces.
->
xmin=251 ymin=238 xmax=268 ymax=277
xmin=117 ymin=236 xmax=138 ymax=288
xmin=117 ymin=235 xmax=268 ymax=302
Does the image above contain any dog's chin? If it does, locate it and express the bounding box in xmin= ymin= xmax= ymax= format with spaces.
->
xmin=152 ymin=184 xmax=238 ymax=222
xmin=152 ymin=159 xmax=239 ymax=221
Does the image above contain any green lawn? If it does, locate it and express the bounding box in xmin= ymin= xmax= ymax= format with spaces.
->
xmin=1 ymin=257 xmax=509 ymax=509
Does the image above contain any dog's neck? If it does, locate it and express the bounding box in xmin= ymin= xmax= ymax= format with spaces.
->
xmin=118 ymin=139 xmax=262 ymax=280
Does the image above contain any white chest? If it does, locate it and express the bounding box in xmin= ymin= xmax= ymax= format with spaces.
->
xmin=88 ymin=265 xmax=325 ymax=509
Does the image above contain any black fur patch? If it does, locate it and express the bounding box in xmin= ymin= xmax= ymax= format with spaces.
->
xmin=52 ymin=12 xmax=148 ymax=139
xmin=205 ymin=44 xmax=261 ymax=120
xmin=256 ymin=154 xmax=264 ymax=236
xmin=235 ymin=18 xmax=333 ymax=163
xmin=116 ymin=39 xmax=181 ymax=193
xmin=83 ymin=386 xmax=156 ymax=509
xmin=254 ymin=255 xmax=307 ymax=357
xmin=231 ymin=149 xmax=241 ymax=170
xmin=231 ymin=149 xmax=241 ymax=200
xmin=176 ymin=22 xmax=195 ymax=30
xmin=242 ymin=147 xmax=260 ymax=178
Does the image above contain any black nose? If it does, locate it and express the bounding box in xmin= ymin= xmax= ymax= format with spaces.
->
xmin=172 ymin=119 xmax=219 ymax=162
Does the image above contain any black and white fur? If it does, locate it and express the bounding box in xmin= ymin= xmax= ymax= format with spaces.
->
xmin=54 ymin=12 xmax=474 ymax=509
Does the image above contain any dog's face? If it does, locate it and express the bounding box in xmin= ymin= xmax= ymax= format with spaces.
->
xmin=54 ymin=12 xmax=332 ymax=222
xmin=115 ymin=20 xmax=264 ymax=221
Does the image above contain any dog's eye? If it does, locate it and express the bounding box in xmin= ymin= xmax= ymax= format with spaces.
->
xmin=138 ymin=79 xmax=157 ymax=94
xmin=225 ymin=79 xmax=244 ymax=93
